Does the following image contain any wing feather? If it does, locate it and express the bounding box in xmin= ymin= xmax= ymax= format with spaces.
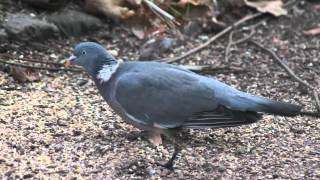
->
xmin=114 ymin=65 xmax=217 ymax=128
xmin=113 ymin=62 xmax=263 ymax=129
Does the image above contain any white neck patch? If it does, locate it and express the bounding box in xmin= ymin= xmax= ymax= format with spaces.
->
xmin=96 ymin=61 xmax=120 ymax=83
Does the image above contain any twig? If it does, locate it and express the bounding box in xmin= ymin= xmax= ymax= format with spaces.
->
xmin=0 ymin=59 xmax=82 ymax=72
xmin=159 ymin=12 xmax=263 ymax=63
xmin=143 ymin=0 xmax=182 ymax=39
xmin=224 ymin=21 xmax=263 ymax=62
xmin=18 ymin=58 xmax=61 ymax=66
xmin=143 ymin=0 xmax=176 ymax=23
xmin=182 ymin=64 xmax=247 ymax=74
xmin=151 ymin=8 xmax=180 ymax=36
xmin=314 ymin=91 xmax=320 ymax=112
xmin=249 ymin=40 xmax=320 ymax=112
xmin=283 ymin=0 xmax=299 ymax=9
xmin=211 ymin=0 xmax=218 ymax=8
xmin=211 ymin=0 xmax=219 ymax=14
xmin=0 ymin=54 xmax=62 ymax=66
xmin=249 ymin=41 xmax=313 ymax=89
xmin=158 ymin=0 xmax=294 ymax=63
xmin=234 ymin=29 xmax=256 ymax=44
xmin=225 ymin=31 xmax=235 ymax=62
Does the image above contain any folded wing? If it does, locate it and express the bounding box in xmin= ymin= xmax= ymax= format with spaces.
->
xmin=114 ymin=63 xmax=268 ymax=129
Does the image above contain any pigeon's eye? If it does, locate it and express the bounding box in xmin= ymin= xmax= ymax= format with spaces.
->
xmin=82 ymin=51 xmax=86 ymax=55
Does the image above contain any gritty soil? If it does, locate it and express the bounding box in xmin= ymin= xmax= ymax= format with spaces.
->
xmin=0 ymin=2 xmax=320 ymax=179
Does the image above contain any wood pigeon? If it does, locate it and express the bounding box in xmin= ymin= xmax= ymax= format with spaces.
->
xmin=65 ymin=42 xmax=317 ymax=169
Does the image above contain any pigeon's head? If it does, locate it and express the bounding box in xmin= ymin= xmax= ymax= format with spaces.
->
xmin=66 ymin=42 xmax=116 ymax=76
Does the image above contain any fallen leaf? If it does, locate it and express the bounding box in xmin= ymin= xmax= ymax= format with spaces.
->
xmin=10 ymin=66 xmax=40 ymax=83
xmin=10 ymin=67 xmax=28 ymax=83
xmin=131 ymin=25 xmax=146 ymax=39
xmin=303 ymin=27 xmax=320 ymax=36
xmin=126 ymin=0 xmax=142 ymax=6
xmin=313 ymin=4 xmax=320 ymax=11
xmin=177 ymin=0 xmax=212 ymax=7
xmin=147 ymin=132 xmax=162 ymax=146
xmin=139 ymin=37 xmax=175 ymax=60
xmin=244 ymin=0 xmax=287 ymax=16
xmin=84 ymin=0 xmax=135 ymax=19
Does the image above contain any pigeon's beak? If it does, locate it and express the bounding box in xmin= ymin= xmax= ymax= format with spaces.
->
xmin=64 ymin=55 xmax=77 ymax=67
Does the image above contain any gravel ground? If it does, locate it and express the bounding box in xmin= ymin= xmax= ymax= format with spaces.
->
xmin=1 ymin=2 xmax=320 ymax=179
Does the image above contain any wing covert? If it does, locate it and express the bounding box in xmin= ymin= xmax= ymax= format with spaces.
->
xmin=114 ymin=67 xmax=217 ymax=128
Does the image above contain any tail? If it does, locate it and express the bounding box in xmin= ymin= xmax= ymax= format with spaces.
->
xmin=299 ymin=111 xmax=320 ymax=117
xmin=252 ymin=96 xmax=319 ymax=117
xmin=255 ymin=98 xmax=302 ymax=116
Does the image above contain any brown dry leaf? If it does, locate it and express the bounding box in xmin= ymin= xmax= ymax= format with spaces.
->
xmin=303 ymin=27 xmax=320 ymax=36
xmin=244 ymin=0 xmax=287 ymax=16
xmin=313 ymin=4 xmax=320 ymax=11
xmin=9 ymin=66 xmax=41 ymax=83
xmin=147 ymin=132 xmax=162 ymax=146
xmin=126 ymin=0 xmax=142 ymax=6
xmin=10 ymin=67 xmax=29 ymax=83
xmin=177 ymin=0 xmax=212 ymax=6
xmin=25 ymin=70 xmax=41 ymax=82
xmin=131 ymin=25 xmax=146 ymax=39
xmin=84 ymin=0 xmax=135 ymax=19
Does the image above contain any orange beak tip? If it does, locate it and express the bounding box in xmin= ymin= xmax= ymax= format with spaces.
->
xmin=64 ymin=60 xmax=71 ymax=67
xmin=64 ymin=55 xmax=77 ymax=67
